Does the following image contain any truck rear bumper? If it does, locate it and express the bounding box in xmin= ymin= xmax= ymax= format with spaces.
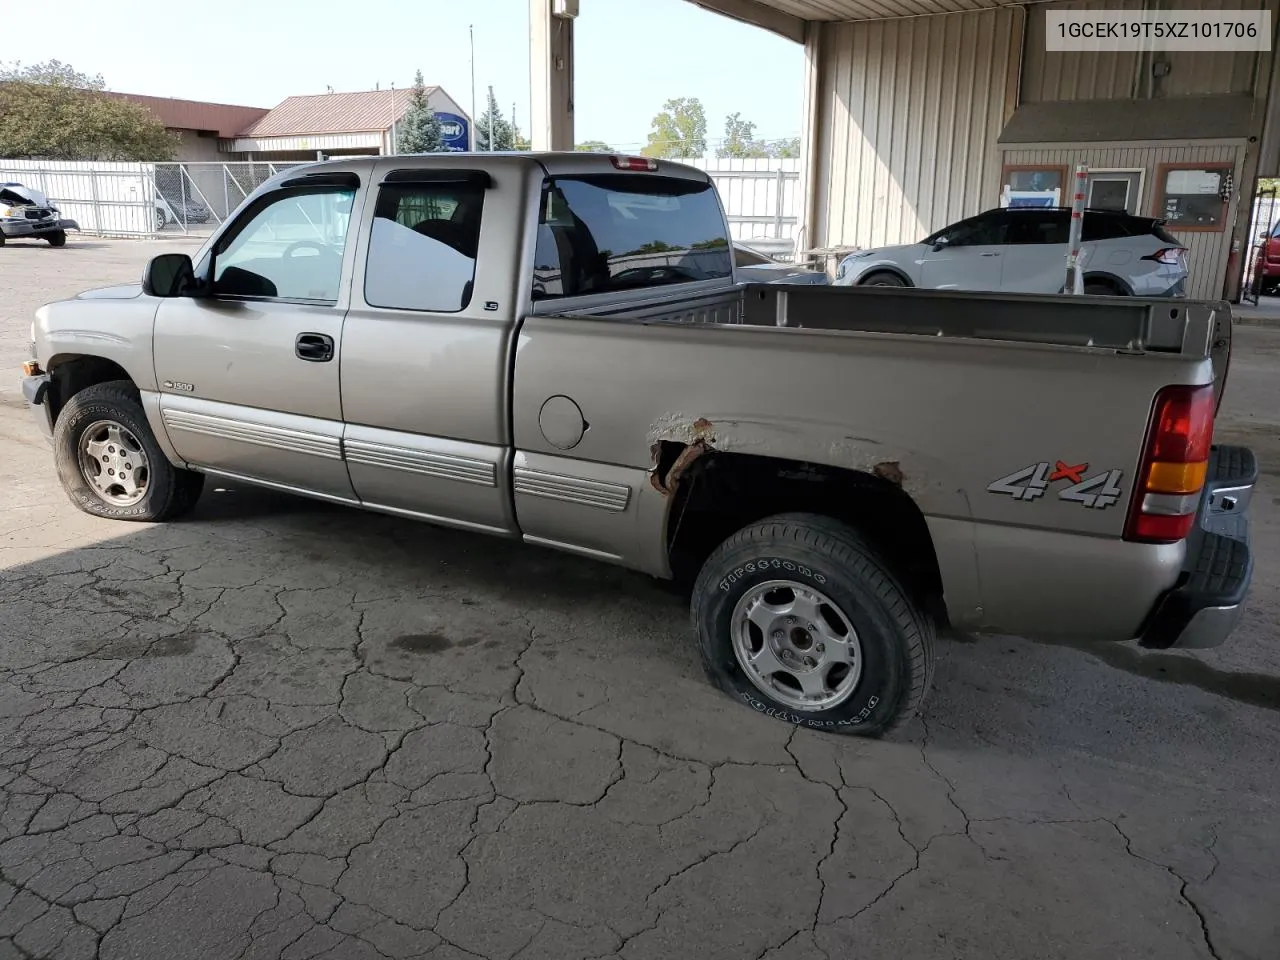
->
xmin=1137 ymin=444 xmax=1255 ymax=650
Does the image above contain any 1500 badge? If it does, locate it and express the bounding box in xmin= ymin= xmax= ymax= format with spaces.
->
xmin=987 ymin=460 xmax=1123 ymax=509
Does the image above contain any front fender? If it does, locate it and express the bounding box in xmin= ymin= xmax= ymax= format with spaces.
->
xmin=36 ymin=296 xmax=160 ymax=392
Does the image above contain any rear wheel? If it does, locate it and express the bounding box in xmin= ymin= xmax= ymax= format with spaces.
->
xmin=45 ymin=230 xmax=66 ymax=247
xmin=53 ymin=381 xmax=203 ymax=522
xmin=860 ymin=271 xmax=907 ymax=287
xmin=1084 ymin=281 xmax=1125 ymax=296
xmin=691 ymin=513 xmax=935 ymax=737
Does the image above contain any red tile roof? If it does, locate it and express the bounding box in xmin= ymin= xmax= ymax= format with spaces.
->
xmin=239 ymin=88 xmax=437 ymax=138
xmin=105 ymin=92 xmax=269 ymax=139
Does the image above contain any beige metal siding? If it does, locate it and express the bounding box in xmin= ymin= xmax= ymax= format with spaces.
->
xmin=813 ymin=8 xmax=1021 ymax=250
xmin=1002 ymin=142 xmax=1247 ymax=298
xmin=1022 ymin=0 xmax=1265 ymax=102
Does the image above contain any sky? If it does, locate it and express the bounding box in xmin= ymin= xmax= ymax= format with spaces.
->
xmin=24 ymin=0 xmax=804 ymax=151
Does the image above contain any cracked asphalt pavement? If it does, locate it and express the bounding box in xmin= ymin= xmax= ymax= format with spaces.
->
xmin=1 ymin=238 xmax=1278 ymax=960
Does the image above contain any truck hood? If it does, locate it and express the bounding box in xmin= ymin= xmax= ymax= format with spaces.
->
xmin=0 ymin=183 xmax=52 ymax=207
xmin=76 ymin=283 xmax=143 ymax=300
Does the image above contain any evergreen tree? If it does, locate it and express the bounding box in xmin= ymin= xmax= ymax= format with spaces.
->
xmin=475 ymin=89 xmax=515 ymax=151
xmin=395 ymin=69 xmax=444 ymax=154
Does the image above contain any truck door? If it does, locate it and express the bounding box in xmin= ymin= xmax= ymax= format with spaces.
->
xmin=152 ymin=171 xmax=363 ymax=500
xmin=336 ymin=160 xmax=520 ymax=535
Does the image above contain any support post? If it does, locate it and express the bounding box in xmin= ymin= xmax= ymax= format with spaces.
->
xmin=529 ymin=0 xmax=575 ymax=151
xmin=797 ymin=20 xmax=824 ymax=265
xmin=1065 ymin=164 xmax=1088 ymax=295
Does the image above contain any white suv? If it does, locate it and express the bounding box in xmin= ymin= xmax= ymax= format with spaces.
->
xmin=833 ymin=207 xmax=1188 ymax=297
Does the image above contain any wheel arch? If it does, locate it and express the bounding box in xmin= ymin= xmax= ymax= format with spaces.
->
xmin=856 ymin=266 xmax=914 ymax=287
xmin=658 ymin=447 xmax=947 ymax=627
xmin=46 ymin=354 xmax=137 ymax=422
xmin=1081 ymin=272 xmax=1133 ymax=296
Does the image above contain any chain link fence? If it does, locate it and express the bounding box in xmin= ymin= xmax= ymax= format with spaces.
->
xmin=0 ymin=159 xmax=309 ymax=239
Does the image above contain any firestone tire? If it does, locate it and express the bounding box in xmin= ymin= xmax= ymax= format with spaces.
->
xmin=691 ymin=513 xmax=935 ymax=738
xmin=53 ymin=381 xmax=204 ymax=522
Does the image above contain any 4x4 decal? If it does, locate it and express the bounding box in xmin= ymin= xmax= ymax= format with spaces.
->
xmin=988 ymin=461 xmax=1124 ymax=509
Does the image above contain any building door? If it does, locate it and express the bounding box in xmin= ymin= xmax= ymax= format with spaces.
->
xmin=1087 ymin=171 xmax=1142 ymax=214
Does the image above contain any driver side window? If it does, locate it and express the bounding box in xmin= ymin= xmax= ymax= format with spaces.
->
xmin=944 ymin=214 xmax=1007 ymax=248
xmin=214 ymin=187 xmax=356 ymax=302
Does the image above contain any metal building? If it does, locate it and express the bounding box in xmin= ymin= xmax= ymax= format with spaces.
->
xmin=530 ymin=0 xmax=1280 ymax=300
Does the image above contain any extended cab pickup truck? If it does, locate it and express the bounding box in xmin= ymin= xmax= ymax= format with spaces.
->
xmin=22 ymin=153 xmax=1256 ymax=736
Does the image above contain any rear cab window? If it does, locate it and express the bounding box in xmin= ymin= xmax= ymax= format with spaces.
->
xmin=364 ymin=178 xmax=485 ymax=313
xmin=532 ymin=173 xmax=732 ymax=300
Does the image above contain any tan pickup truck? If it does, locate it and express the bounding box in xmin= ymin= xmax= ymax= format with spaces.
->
xmin=22 ymin=152 xmax=1256 ymax=736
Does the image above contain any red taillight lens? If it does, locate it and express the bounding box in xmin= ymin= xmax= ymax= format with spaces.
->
xmin=610 ymin=155 xmax=658 ymax=172
xmin=1125 ymin=384 xmax=1215 ymax=544
xmin=1149 ymin=385 xmax=1215 ymax=463
xmin=1142 ymin=247 xmax=1187 ymax=265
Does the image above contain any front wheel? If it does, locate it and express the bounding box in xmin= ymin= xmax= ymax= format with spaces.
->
xmin=45 ymin=230 xmax=66 ymax=247
xmin=860 ymin=271 xmax=907 ymax=287
xmin=53 ymin=381 xmax=204 ymax=521
xmin=691 ymin=513 xmax=935 ymax=737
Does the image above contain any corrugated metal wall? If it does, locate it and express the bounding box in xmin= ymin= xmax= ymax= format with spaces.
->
xmin=1022 ymin=0 xmax=1265 ymax=102
xmin=812 ymin=8 xmax=1021 ymax=250
xmin=1001 ymin=142 xmax=1247 ymax=298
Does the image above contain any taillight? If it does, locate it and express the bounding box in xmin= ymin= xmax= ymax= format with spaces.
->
xmin=610 ymin=155 xmax=658 ymax=172
xmin=1141 ymin=247 xmax=1187 ymax=265
xmin=1124 ymin=384 xmax=1215 ymax=543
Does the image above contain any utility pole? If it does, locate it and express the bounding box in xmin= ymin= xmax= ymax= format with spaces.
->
xmin=389 ymin=82 xmax=398 ymax=155
xmin=488 ymin=84 xmax=495 ymax=151
xmin=469 ymin=25 xmax=477 ymax=151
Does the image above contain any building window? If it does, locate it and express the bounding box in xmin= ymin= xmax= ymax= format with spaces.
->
xmin=1000 ymin=165 xmax=1067 ymax=208
xmin=1154 ymin=163 xmax=1232 ymax=232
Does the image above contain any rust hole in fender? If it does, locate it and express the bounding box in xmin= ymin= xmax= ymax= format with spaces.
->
xmin=873 ymin=460 xmax=904 ymax=486
xmin=650 ymin=418 xmax=716 ymax=496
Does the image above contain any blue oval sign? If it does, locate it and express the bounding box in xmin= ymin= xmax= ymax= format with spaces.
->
xmin=436 ymin=112 xmax=470 ymax=152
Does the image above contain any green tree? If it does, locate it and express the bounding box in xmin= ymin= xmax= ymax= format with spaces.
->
xmin=770 ymin=137 xmax=801 ymax=159
xmin=642 ymin=97 xmax=706 ymax=159
xmin=395 ymin=69 xmax=443 ymax=154
xmin=719 ymin=112 xmax=772 ymax=159
xmin=575 ymin=140 xmax=613 ymax=152
xmin=475 ymin=89 xmax=515 ymax=151
xmin=0 ymin=60 xmax=177 ymax=161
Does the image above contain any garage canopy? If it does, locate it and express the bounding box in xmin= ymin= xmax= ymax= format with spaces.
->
xmin=686 ymin=0 xmax=1010 ymax=40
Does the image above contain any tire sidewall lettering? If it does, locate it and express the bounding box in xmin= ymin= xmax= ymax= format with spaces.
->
xmin=719 ymin=557 xmax=827 ymax=593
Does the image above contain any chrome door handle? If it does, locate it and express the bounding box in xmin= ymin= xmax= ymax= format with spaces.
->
xmin=979 ymin=252 xmax=1001 ymax=257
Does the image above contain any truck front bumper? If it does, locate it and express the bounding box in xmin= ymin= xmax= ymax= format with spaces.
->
xmin=22 ymin=372 xmax=54 ymax=441
xmin=0 ymin=217 xmax=79 ymax=238
xmin=1138 ymin=444 xmax=1255 ymax=649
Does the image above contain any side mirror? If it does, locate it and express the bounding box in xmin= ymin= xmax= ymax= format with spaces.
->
xmin=932 ymin=236 xmax=950 ymax=251
xmin=142 ymin=253 xmax=197 ymax=298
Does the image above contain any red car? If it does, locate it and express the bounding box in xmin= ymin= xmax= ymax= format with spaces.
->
xmin=1253 ymin=221 xmax=1280 ymax=294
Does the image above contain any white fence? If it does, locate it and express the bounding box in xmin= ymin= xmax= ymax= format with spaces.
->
xmin=2 ymin=156 xmax=804 ymax=253
xmin=0 ymin=159 xmax=156 ymax=236
xmin=686 ymin=158 xmax=801 ymax=254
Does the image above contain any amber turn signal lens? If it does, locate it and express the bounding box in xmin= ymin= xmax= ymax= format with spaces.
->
xmin=1146 ymin=460 xmax=1208 ymax=495
xmin=21 ymin=360 xmax=42 ymax=377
